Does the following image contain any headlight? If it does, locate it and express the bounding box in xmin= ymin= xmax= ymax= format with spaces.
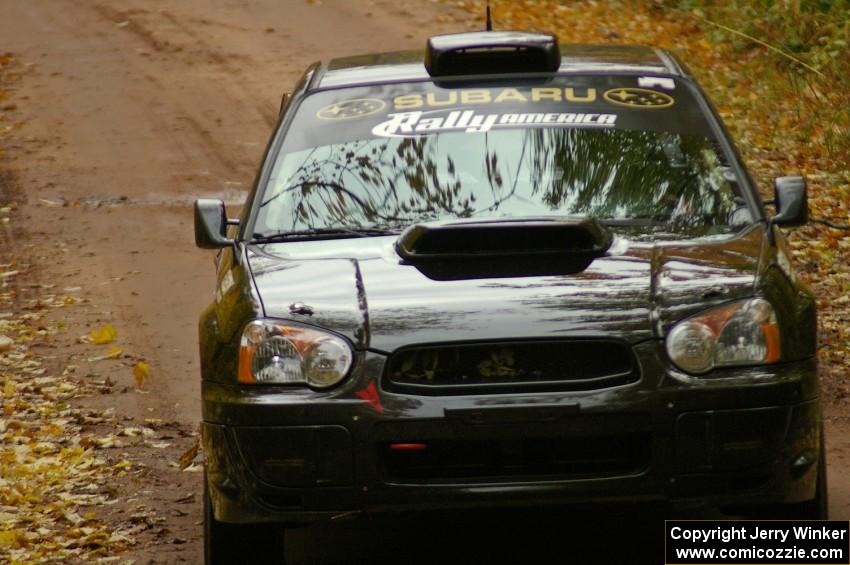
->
xmin=238 ymin=320 xmax=354 ymax=388
xmin=665 ymin=298 xmax=781 ymax=375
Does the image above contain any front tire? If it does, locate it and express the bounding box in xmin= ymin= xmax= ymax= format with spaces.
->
xmin=204 ymin=472 xmax=286 ymax=564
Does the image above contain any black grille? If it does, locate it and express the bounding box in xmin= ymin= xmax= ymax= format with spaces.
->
xmin=382 ymin=434 xmax=650 ymax=483
xmin=384 ymin=340 xmax=638 ymax=394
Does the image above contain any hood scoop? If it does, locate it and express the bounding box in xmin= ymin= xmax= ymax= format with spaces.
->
xmin=395 ymin=218 xmax=613 ymax=280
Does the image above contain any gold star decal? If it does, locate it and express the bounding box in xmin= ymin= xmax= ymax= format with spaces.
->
xmin=603 ymin=87 xmax=675 ymax=109
xmin=317 ymin=98 xmax=386 ymax=120
xmin=609 ymin=89 xmax=637 ymax=101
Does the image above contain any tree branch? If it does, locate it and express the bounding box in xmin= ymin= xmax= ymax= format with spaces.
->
xmin=811 ymin=217 xmax=850 ymax=230
xmin=697 ymin=16 xmax=825 ymax=78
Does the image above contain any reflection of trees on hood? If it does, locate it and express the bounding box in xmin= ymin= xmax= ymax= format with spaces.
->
xmin=261 ymin=128 xmax=739 ymax=232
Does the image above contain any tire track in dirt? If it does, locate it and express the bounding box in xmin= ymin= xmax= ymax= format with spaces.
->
xmin=84 ymin=2 xmax=268 ymax=175
xmin=90 ymin=1 xmax=279 ymax=128
xmin=89 ymin=4 xmax=179 ymax=54
xmin=157 ymin=10 xmax=279 ymax=127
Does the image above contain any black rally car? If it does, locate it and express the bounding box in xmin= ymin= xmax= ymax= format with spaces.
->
xmin=195 ymin=31 xmax=824 ymax=562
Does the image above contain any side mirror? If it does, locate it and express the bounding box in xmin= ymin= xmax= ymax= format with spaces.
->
xmin=279 ymin=92 xmax=291 ymax=116
xmin=771 ymin=176 xmax=808 ymax=227
xmin=194 ymin=199 xmax=233 ymax=249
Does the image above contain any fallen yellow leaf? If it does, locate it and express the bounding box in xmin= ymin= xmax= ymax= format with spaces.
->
xmin=179 ymin=439 xmax=199 ymax=470
xmin=87 ymin=346 xmax=123 ymax=362
xmin=133 ymin=361 xmax=150 ymax=389
xmin=89 ymin=324 xmax=117 ymax=345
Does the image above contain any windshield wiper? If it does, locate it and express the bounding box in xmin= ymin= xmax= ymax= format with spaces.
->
xmin=599 ymin=218 xmax=667 ymax=227
xmin=252 ymin=227 xmax=400 ymax=242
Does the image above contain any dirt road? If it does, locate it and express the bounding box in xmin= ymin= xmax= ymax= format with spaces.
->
xmin=0 ymin=0 xmax=847 ymax=562
xmin=0 ymin=0 xmax=469 ymax=561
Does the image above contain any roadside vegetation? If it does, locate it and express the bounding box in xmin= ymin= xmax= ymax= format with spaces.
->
xmin=452 ymin=0 xmax=850 ymax=402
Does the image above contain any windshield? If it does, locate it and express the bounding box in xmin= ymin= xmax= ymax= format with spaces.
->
xmin=254 ymin=77 xmax=752 ymax=237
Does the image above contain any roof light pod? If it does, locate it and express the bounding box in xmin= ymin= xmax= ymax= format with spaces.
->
xmin=425 ymin=31 xmax=561 ymax=77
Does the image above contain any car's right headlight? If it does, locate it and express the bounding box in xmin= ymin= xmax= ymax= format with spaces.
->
xmin=238 ymin=320 xmax=353 ymax=388
xmin=665 ymin=298 xmax=781 ymax=375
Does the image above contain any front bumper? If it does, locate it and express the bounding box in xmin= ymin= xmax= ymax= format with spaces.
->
xmin=203 ymin=345 xmax=821 ymax=524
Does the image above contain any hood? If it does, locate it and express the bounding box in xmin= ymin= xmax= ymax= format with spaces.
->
xmin=247 ymin=227 xmax=763 ymax=353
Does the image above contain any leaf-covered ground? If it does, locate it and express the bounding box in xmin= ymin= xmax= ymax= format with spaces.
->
xmin=449 ymin=0 xmax=849 ymax=404
xmin=0 ymin=54 xmax=202 ymax=565
xmin=0 ymin=56 xmax=127 ymax=563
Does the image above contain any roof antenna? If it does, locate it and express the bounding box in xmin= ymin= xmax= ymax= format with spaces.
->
xmin=485 ymin=1 xmax=493 ymax=31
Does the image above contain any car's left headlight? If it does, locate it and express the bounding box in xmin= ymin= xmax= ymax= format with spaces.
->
xmin=665 ymin=298 xmax=781 ymax=375
xmin=238 ymin=320 xmax=354 ymax=388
